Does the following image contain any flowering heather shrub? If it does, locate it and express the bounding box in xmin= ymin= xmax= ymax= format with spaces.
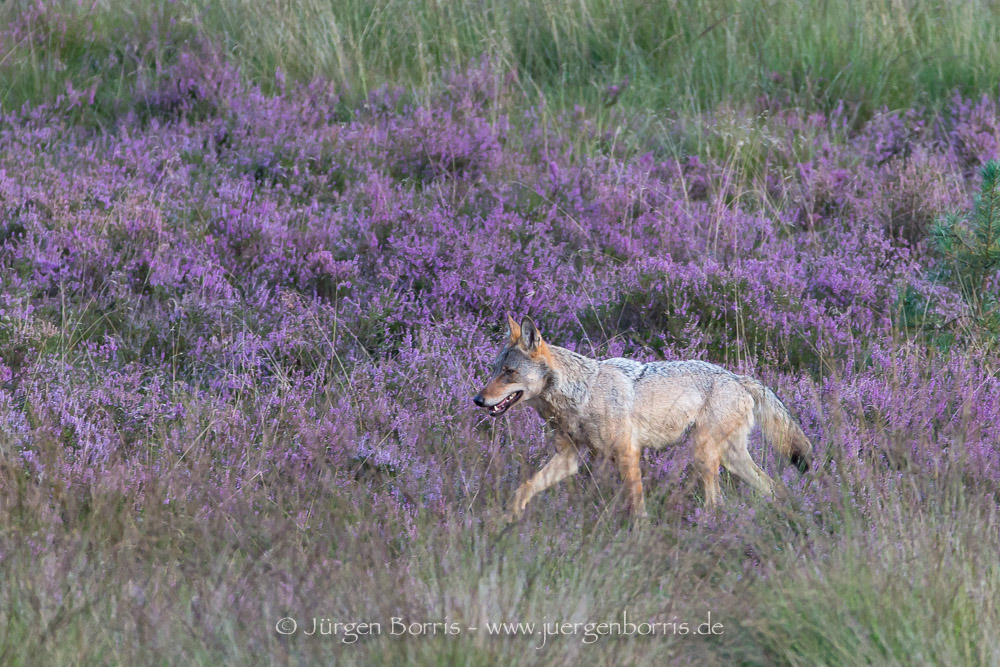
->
xmin=1 ymin=50 xmax=999 ymax=663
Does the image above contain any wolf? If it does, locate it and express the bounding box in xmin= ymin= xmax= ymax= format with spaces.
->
xmin=473 ymin=315 xmax=813 ymax=521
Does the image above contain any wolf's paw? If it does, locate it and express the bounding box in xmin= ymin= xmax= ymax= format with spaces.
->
xmin=504 ymin=500 xmax=527 ymax=523
xmin=504 ymin=485 xmax=533 ymax=522
xmin=503 ymin=496 xmax=529 ymax=523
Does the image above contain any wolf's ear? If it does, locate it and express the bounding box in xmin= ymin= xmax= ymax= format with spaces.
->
xmin=519 ymin=316 xmax=542 ymax=352
xmin=505 ymin=313 xmax=521 ymax=344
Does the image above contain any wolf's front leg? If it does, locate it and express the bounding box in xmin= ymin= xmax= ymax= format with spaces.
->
xmin=616 ymin=443 xmax=648 ymax=519
xmin=505 ymin=434 xmax=579 ymax=522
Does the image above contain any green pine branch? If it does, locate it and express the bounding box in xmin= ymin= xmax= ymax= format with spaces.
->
xmin=931 ymin=160 xmax=1000 ymax=334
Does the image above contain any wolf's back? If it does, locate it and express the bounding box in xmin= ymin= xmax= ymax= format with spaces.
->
xmin=738 ymin=376 xmax=812 ymax=472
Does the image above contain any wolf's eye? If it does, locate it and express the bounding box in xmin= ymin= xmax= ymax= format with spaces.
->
xmin=502 ymin=367 xmax=516 ymax=376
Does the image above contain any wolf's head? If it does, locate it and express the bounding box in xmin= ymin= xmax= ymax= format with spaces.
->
xmin=473 ymin=314 xmax=553 ymax=417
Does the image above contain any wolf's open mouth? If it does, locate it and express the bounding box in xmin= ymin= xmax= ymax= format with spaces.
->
xmin=488 ymin=390 xmax=523 ymax=417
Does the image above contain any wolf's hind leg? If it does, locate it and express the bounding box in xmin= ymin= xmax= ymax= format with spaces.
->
xmin=721 ymin=431 xmax=776 ymax=498
xmin=506 ymin=434 xmax=579 ymax=522
xmin=691 ymin=391 xmax=756 ymax=507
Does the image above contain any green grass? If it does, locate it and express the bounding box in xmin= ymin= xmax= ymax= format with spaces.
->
xmin=4 ymin=0 xmax=1000 ymax=122
xmin=749 ymin=500 xmax=1000 ymax=665
xmin=2 ymin=440 xmax=999 ymax=664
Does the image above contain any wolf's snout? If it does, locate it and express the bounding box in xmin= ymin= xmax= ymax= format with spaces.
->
xmin=472 ymin=394 xmax=486 ymax=407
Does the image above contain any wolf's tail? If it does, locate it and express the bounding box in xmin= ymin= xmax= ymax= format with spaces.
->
xmin=738 ymin=376 xmax=812 ymax=472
